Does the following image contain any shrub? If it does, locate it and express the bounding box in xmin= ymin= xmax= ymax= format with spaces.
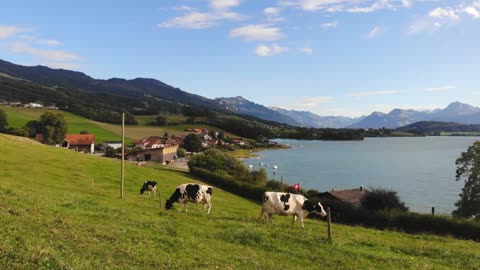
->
xmin=361 ymin=187 xmax=409 ymax=212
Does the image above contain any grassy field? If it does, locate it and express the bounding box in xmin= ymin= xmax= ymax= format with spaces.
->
xmin=1 ymin=133 xmax=480 ymax=269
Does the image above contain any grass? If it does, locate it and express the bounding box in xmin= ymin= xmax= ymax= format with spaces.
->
xmin=1 ymin=133 xmax=480 ymax=269
xmin=440 ymin=132 xmax=480 ymax=136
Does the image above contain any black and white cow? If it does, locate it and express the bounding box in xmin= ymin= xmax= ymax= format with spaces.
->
xmin=261 ymin=191 xmax=327 ymax=228
xmin=165 ymin=183 xmax=213 ymax=214
xmin=140 ymin=181 xmax=157 ymax=197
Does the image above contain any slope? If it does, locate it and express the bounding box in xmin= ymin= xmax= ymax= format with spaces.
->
xmin=0 ymin=134 xmax=479 ymax=269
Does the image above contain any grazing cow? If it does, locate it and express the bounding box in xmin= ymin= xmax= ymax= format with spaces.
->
xmin=140 ymin=181 xmax=157 ymax=197
xmin=165 ymin=183 xmax=213 ymax=214
xmin=261 ymin=191 xmax=327 ymax=228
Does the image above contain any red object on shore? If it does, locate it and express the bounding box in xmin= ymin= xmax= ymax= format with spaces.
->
xmin=292 ymin=183 xmax=301 ymax=190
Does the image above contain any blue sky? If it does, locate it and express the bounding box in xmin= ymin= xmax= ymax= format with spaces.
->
xmin=1 ymin=0 xmax=479 ymax=117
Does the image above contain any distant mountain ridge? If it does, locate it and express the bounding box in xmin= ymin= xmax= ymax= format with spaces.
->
xmin=270 ymin=107 xmax=363 ymax=128
xmin=349 ymin=102 xmax=480 ymax=129
xmin=214 ymin=96 xmax=301 ymax=126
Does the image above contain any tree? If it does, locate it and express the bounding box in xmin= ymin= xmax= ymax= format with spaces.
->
xmin=80 ymin=130 xmax=89 ymax=134
xmin=453 ymin=141 xmax=480 ymax=219
xmin=182 ymin=133 xmax=202 ymax=153
xmin=154 ymin=115 xmax=168 ymax=126
xmin=26 ymin=120 xmax=42 ymax=137
xmin=0 ymin=108 xmax=7 ymax=132
xmin=39 ymin=112 xmax=68 ymax=145
xmin=217 ymin=131 xmax=225 ymax=141
xmin=104 ymin=146 xmax=117 ymax=158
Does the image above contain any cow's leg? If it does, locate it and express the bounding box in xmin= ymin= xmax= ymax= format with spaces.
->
xmin=177 ymin=203 xmax=182 ymax=213
xmin=300 ymin=217 xmax=305 ymax=229
xmin=207 ymin=202 xmax=212 ymax=214
xmin=269 ymin=214 xmax=273 ymax=224
xmin=184 ymin=202 xmax=188 ymax=213
xmin=292 ymin=215 xmax=297 ymax=225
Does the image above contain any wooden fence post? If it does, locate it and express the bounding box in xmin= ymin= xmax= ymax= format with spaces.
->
xmin=327 ymin=207 xmax=332 ymax=242
xmin=91 ymin=178 xmax=94 ymax=190
xmin=431 ymin=207 xmax=435 ymax=216
xmin=159 ymin=192 xmax=163 ymax=212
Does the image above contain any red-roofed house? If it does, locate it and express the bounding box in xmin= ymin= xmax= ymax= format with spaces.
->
xmin=63 ymin=134 xmax=95 ymax=153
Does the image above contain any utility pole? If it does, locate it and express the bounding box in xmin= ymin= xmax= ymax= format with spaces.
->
xmin=120 ymin=112 xmax=125 ymax=198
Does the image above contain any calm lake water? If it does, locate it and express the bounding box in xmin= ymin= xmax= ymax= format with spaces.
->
xmin=244 ymin=137 xmax=479 ymax=214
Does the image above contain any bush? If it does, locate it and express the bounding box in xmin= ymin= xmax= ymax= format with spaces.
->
xmin=361 ymin=187 xmax=408 ymax=212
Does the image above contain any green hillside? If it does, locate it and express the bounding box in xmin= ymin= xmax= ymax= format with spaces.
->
xmin=0 ymin=106 xmax=234 ymax=144
xmin=1 ymin=133 xmax=480 ymax=269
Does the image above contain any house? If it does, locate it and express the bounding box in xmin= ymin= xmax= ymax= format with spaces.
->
xmin=63 ymin=134 xmax=95 ymax=153
xmin=316 ymin=186 xmax=367 ymax=207
xmin=231 ymin=139 xmax=245 ymax=146
xmin=133 ymin=136 xmax=172 ymax=150
xmin=102 ymin=141 xmax=122 ymax=150
xmin=24 ymin=103 xmax=43 ymax=108
xmin=125 ymin=144 xmax=178 ymax=164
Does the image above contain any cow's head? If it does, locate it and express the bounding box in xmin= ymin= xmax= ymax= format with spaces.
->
xmin=303 ymin=200 xmax=327 ymax=217
xmin=165 ymin=199 xmax=174 ymax=210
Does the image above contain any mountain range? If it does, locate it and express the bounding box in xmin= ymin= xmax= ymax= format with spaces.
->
xmin=348 ymin=102 xmax=480 ymax=129
xmin=1 ymin=59 xmax=479 ymax=130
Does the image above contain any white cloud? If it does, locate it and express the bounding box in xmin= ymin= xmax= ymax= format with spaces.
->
xmin=423 ymin=85 xmax=457 ymax=92
xmin=402 ymin=0 xmax=413 ymax=8
xmin=160 ymin=0 xmax=243 ymax=29
xmin=37 ymin=39 xmax=62 ymax=46
xmin=159 ymin=11 xmax=243 ymax=29
xmin=321 ymin=21 xmax=338 ymax=29
xmin=472 ymin=91 xmax=480 ymax=95
xmin=348 ymin=90 xmax=398 ymax=97
xmin=299 ymin=47 xmax=313 ymax=54
xmin=429 ymin=7 xmax=459 ymax=20
xmin=280 ymin=0 xmax=408 ymax=13
xmin=44 ymin=62 xmax=81 ymax=70
xmin=230 ymin=24 xmax=285 ymax=41
xmin=288 ymin=96 xmax=334 ymax=108
xmin=347 ymin=0 xmax=393 ymax=13
xmin=463 ymin=6 xmax=480 ymax=19
xmin=264 ymin=7 xmax=280 ymax=15
xmin=367 ymin=26 xmax=382 ymax=39
xmin=0 ymin=25 xmax=29 ymax=39
xmin=408 ymin=19 xmax=443 ymax=33
xmin=211 ymin=0 xmax=240 ymax=10
xmin=173 ymin=5 xmax=195 ymax=11
xmin=255 ymin=44 xmax=288 ymax=56
xmin=8 ymin=42 xmax=80 ymax=61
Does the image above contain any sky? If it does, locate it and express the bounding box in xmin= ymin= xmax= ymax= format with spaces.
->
xmin=1 ymin=0 xmax=479 ymax=117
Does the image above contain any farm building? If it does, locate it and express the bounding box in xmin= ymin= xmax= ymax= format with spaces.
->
xmin=102 ymin=141 xmax=122 ymax=150
xmin=125 ymin=144 xmax=178 ymax=164
xmin=63 ymin=134 xmax=95 ymax=154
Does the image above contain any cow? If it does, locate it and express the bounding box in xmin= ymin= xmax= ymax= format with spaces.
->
xmin=140 ymin=181 xmax=157 ymax=198
xmin=165 ymin=183 xmax=213 ymax=214
xmin=260 ymin=191 xmax=327 ymax=228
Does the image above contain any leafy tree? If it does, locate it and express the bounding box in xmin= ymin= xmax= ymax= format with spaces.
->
xmin=0 ymin=108 xmax=7 ymax=132
xmin=39 ymin=112 xmax=68 ymax=145
xmin=80 ymin=130 xmax=89 ymax=134
xmin=361 ymin=187 xmax=408 ymax=212
xmin=217 ymin=131 xmax=225 ymax=140
xmin=208 ymin=129 xmax=217 ymax=139
xmin=26 ymin=120 xmax=42 ymax=137
xmin=176 ymin=147 xmax=186 ymax=158
xmin=453 ymin=141 xmax=480 ymax=219
xmin=154 ymin=115 xmax=168 ymax=126
xmin=104 ymin=146 xmax=117 ymax=158
xmin=182 ymin=133 xmax=202 ymax=153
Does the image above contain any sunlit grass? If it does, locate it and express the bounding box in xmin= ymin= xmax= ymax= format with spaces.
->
xmin=1 ymin=133 xmax=480 ymax=269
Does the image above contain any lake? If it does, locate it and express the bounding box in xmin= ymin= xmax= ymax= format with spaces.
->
xmin=243 ymin=137 xmax=479 ymax=214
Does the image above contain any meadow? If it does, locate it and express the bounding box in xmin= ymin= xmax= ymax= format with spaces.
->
xmin=1 ymin=133 xmax=480 ymax=269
